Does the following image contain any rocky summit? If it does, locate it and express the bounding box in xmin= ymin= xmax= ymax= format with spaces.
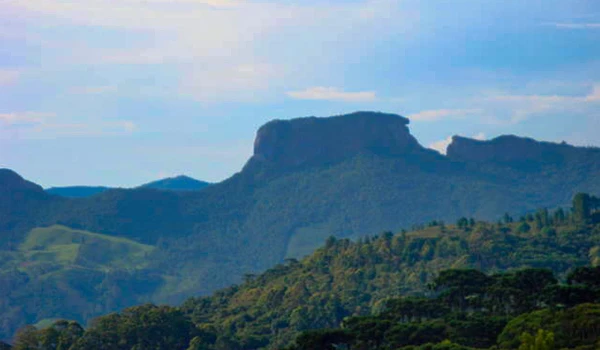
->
xmin=0 ymin=111 xmax=599 ymax=342
xmin=250 ymin=112 xmax=427 ymax=169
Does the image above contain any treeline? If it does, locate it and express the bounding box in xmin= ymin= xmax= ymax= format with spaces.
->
xmin=288 ymin=266 xmax=600 ymax=349
xmin=7 ymin=266 xmax=600 ymax=350
xmin=5 ymin=193 xmax=600 ymax=349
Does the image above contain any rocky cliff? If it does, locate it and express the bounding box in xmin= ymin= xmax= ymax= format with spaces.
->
xmin=249 ymin=112 xmax=427 ymax=169
xmin=446 ymin=135 xmax=595 ymax=164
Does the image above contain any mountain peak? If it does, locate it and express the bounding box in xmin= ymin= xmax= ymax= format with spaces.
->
xmin=250 ymin=111 xmax=423 ymax=169
xmin=140 ymin=175 xmax=210 ymax=191
xmin=0 ymin=169 xmax=44 ymax=193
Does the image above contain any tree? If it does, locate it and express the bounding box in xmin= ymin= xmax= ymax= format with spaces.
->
xmin=573 ymin=193 xmax=591 ymax=223
xmin=456 ymin=218 xmax=469 ymax=230
xmin=518 ymin=329 xmax=555 ymax=350
xmin=13 ymin=326 xmax=39 ymax=350
xmin=433 ymin=269 xmax=492 ymax=311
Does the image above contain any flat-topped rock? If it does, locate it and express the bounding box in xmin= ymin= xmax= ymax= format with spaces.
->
xmin=251 ymin=111 xmax=424 ymax=168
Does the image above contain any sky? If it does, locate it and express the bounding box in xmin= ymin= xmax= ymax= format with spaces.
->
xmin=0 ymin=0 xmax=599 ymax=187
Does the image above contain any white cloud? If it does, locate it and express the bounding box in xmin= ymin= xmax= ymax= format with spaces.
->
xmin=428 ymin=132 xmax=486 ymax=155
xmin=69 ymin=85 xmax=118 ymax=94
xmin=286 ymin=87 xmax=376 ymax=102
xmin=0 ymin=112 xmax=55 ymax=125
xmin=0 ymin=111 xmax=135 ymax=139
xmin=473 ymin=132 xmax=486 ymax=141
xmin=408 ymin=108 xmax=482 ymax=122
xmin=550 ymin=23 xmax=600 ymax=29
xmin=180 ymin=63 xmax=279 ymax=102
xmin=1 ymin=0 xmax=413 ymax=102
xmin=428 ymin=136 xmax=453 ymax=155
xmin=485 ymin=83 xmax=600 ymax=124
xmin=0 ymin=69 xmax=20 ymax=85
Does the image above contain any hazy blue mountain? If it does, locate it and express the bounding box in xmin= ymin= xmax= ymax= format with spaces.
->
xmin=139 ymin=175 xmax=210 ymax=191
xmin=45 ymin=175 xmax=209 ymax=198
xmin=46 ymin=186 xmax=112 ymax=198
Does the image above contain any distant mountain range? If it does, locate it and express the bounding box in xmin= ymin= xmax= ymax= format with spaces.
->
xmin=1 ymin=111 xmax=599 ymax=340
xmin=45 ymin=175 xmax=211 ymax=197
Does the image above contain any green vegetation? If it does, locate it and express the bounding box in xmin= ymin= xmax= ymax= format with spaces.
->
xmin=20 ymin=225 xmax=154 ymax=269
xmin=3 ymin=193 xmax=600 ymax=347
xmin=0 ymin=226 xmax=159 ymax=341
xmin=12 ymin=265 xmax=600 ymax=349
xmin=179 ymin=203 xmax=600 ymax=348
xmin=1 ymin=112 xmax=600 ymax=342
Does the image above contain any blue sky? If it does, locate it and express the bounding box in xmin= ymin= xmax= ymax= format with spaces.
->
xmin=0 ymin=0 xmax=599 ymax=187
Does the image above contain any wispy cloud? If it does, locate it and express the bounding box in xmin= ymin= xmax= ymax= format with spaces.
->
xmin=428 ymin=136 xmax=453 ymax=155
xmin=549 ymin=23 xmax=600 ymax=29
xmin=407 ymin=108 xmax=482 ymax=122
xmin=473 ymin=132 xmax=486 ymax=141
xmin=1 ymin=0 xmax=413 ymax=103
xmin=0 ymin=112 xmax=55 ymax=125
xmin=485 ymin=83 xmax=600 ymax=124
xmin=0 ymin=69 xmax=20 ymax=86
xmin=69 ymin=85 xmax=118 ymax=95
xmin=286 ymin=87 xmax=376 ymax=102
xmin=428 ymin=132 xmax=486 ymax=155
xmin=0 ymin=111 xmax=135 ymax=139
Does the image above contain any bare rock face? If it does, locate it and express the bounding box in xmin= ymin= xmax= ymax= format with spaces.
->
xmin=446 ymin=135 xmax=585 ymax=163
xmin=250 ymin=111 xmax=425 ymax=168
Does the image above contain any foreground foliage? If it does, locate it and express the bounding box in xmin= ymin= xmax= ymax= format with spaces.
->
xmin=9 ymin=194 xmax=600 ymax=350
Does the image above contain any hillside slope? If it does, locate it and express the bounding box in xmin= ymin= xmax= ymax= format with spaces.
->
xmin=12 ymin=198 xmax=600 ymax=350
xmin=1 ymin=111 xmax=600 ymax=340
xmin=181 ymin=203 xmax=600 ymax=348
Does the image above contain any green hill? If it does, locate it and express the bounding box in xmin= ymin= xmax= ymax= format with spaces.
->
xmin=0 ymin=225 xmax=160 ymax=340
xmin=180 ymin=198 xmax=600 ymax=348
xmin=1 ymin=112 xmax=600 ymax=340
xmin=10 ymin=196 xmax=600 ymax=349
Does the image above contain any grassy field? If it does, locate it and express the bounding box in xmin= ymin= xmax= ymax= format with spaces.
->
xmin=19 ymin=225 xmax=155 ymax=271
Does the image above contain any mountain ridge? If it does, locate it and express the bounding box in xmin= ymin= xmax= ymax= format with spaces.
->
xmin=1 ymin=111 xmax=600 ymax=341
xmin=45 ymin=175 xmax=210 ymax=198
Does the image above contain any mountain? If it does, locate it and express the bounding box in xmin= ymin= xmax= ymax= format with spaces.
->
xmin=1 ymin=111 xmax=600 ymax=340
xmin=46 ymin=186 xmax=111 ymax=198
xmin=45 ymin=175 xmax=209 ymax=198
xmin=139 ymin=175 xmax=210 ymax=191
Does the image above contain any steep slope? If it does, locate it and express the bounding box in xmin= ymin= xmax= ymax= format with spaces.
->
xmin=180 ymin=211 xmax=600 ymax=349
xmin=1 ymin=111 xmax=600 ymax=340
xmin=0 ymin=169 xmax=56 ymax=248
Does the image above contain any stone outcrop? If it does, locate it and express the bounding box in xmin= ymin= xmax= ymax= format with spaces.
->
xmin=250 ymin=111 xmax=426 ymax=168
xmin=446 ymin=135 xmax=590 ymax=163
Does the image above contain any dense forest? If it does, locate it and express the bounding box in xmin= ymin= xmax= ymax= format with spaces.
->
xmin=4 ymin=193 xmax=600 ymax=349
xmin=2 ymin=113 xmax=600 ymax=340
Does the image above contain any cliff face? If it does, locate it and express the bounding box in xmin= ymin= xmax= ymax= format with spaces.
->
xmin=446 ymin=135 xmax=588 ymax=163
xmin=250 ymin=112 xmax=425 ymax=169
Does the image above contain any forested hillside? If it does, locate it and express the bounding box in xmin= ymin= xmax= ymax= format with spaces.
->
xmin=2 ymin=112 xmax=600 ymax=340
xmin=7 ymin=194 xmax=600 ymax=349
